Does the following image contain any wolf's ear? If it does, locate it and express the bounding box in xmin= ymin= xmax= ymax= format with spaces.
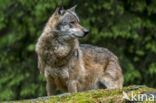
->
xmin=68 ymin=5 xmax=77 ymax=12
xmin=55 ymin=6 xmax=65 ymax=15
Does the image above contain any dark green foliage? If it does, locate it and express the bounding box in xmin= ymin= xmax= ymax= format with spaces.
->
xmin=0 ymin=0 xmax=155 ymax=101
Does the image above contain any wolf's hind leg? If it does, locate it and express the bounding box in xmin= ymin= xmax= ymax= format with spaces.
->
xmin=100 ymin=73 xmax=122 ymax=89
xmin=100 ymin=60 xmax=123 ymax=89
xmin=46 ymin=76 xmax=56 ymax=96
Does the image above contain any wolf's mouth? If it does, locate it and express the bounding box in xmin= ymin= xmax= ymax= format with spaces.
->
xmin=72 ymin=34 xmax=85 ymax=38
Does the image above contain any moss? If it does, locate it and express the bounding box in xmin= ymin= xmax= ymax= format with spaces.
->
xmin=16 ymin=85 xmax=156 ymax=103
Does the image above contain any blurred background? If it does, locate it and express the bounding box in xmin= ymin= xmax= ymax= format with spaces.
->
xmin=0 ymin=0 xmax=156 ymax=101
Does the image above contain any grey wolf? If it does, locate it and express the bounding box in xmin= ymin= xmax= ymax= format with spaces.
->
xmin=35 ymin=5 xmax=123 ymax=96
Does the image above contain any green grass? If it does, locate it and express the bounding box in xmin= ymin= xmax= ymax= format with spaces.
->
xmin=15 ymin=85 xmax=156 ymax=103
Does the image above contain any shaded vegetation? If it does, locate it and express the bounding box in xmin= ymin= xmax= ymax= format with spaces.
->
xmin=0 ymin=0 xmax=156 ymax=101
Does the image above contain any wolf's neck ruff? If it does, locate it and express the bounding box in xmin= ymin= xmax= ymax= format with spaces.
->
xmin=39 ymin=26 xmax=80 ymax=67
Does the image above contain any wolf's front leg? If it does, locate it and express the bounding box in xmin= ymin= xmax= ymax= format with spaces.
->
xmin=67 ymin=80 xmax=78 ymax=93
xmin=46 ymin=76 xmax=56 ymax=96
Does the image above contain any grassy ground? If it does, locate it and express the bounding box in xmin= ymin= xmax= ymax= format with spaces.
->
xmin=14 ymin=85 xmax=156 ymax=103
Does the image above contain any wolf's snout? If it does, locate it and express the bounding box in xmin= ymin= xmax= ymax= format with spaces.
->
xmin=83 ymin=29 xmax=89 ymax=35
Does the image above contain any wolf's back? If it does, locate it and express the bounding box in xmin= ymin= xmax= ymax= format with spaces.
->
xmin=80 ymin=44 xmax=118 ymax=64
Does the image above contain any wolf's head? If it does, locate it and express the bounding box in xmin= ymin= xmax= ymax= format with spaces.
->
xmin=49 ymin=5 xmax=88 ymax=40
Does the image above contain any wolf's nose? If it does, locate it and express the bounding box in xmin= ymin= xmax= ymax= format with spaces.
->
xmin=83 ymin=29 xmax=89 ymax=35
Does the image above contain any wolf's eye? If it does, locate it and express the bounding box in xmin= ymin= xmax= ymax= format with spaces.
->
xmin=70 ymin=21 xmax=75 ymax=25
xmin=69 ymin=21 xmax=76 ymax=28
